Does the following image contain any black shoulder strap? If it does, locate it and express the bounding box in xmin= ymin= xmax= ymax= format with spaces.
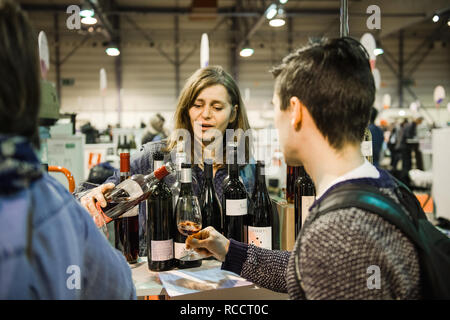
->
xmin=313 ymin=183 xmax=425 ymax=251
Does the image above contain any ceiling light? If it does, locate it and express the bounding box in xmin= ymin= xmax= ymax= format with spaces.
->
xmin=269 ymin=18 xmax=285 ymax=27
xmin=81 ymin=16 xmax=97 ymax=25
xmin=240 ymin=47 xmax=254 ymax=57
xmin=432 ymin=14 xmax=439 ymax=23
xmin=106 ymin=42 xmax=120 ymax=56
xmin=269 ymin=8 xmax=286 ymax=27
xmin=80 ymin=2 xmax=94 ymax=18
xmin=279 ymin=0 xmax=288 ymax=4
xmin=374 ymin=48 xmax=384 ymax=56
xmin=80 ymin=8 xmax=94 ymax=18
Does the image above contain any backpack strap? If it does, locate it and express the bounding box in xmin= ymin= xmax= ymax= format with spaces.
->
xmin=312 ymin=183 xmax=425 ymax=251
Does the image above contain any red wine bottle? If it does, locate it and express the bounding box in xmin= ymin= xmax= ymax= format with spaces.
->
xmin=223 ymin=146 xmax=248 ymax=243
xmin=248 ymin=161 xmax=273 ymax=249
xmin=294 ymin=166 xmax=316 ymax=237
xmin=147 ymin=152 xmax=175 ymax=271
xmin=200 ymin=159 xmax=223 ymax=233
xmin=114 ymin=153 xmax=139 ymax=264
xmin=95 ymin=161 xmax=176 ymax=223
xmin=174 ymin=163 xmax=202 ymax=269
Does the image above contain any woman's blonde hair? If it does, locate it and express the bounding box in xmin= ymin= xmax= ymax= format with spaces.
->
xmin=165 ymin=66 xmax=252 ymax=164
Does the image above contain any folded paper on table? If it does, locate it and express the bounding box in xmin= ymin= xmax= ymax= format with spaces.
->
xmin=158 ymin=267 xmax=253 ymax=297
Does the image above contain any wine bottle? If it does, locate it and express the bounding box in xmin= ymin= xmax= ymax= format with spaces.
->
xmin=223 ymin=146 xmax=248 ymax=243
xmin=174 ymin=163 xmax=203 ymax=268
xmin=286 ymin=165 xmax=298 ymax=204
xmin=95 ymin=161 xmax=176 ymax=223
xmin=147 ymin=152 xmax=175 ymax=271
xmin=200 ymin=159 xmax=223 ymax=234
xmin=294 ymin=166 xmax=316 ymax=237
xmin=248 ymin=161 xmax=273 ymax=249
xmin=170 ymin=148 xmax=187 ymax=210
xmin=114 ymin=153 xmax=140 ymax=264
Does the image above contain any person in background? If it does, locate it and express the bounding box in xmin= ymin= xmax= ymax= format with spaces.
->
xmin=0 ymin=0 xmax=135 ymax=299
xmin=368 ymin=107 xmax=384 ymax=167
xmin=187 ymin=37 xmax=422 ymax=299
xmin=402 ymin=116 xmax=424 ymax=174
xmin=141 ymin=113 xmax=167 ymax=145
xmin=79 ymin=66 xmax=256 ymax=257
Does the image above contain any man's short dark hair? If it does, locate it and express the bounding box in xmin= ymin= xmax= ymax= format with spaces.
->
xmin=0 ymin=0 xmax=41 ymax=147
xmin=271 ymin=37 xmax=375 ymax=150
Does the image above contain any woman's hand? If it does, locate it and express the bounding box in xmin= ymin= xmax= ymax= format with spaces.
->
xmin=80 ymin=183 xmax=115 ymax=217
xmin=186 ymin=226 xmax=230 ymax=262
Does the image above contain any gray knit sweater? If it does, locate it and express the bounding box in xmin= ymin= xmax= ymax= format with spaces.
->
xmin=222 ymin=171 xmax=422 ymax=299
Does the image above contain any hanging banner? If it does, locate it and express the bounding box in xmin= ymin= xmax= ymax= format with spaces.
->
xmin=100 ymin=68 xmax=107 ymax=96
xmin=360 ymin=33 xmax=376 ymax=70
xmin=200 ymin=33 xmax=209 ymax=68
xmin=382 ymin=93 xmax=391 ymax=109
xmin=38 ymin=31 xmax=49 ymax=79
xmin=433 ymin=85 xmax=445 ymax=106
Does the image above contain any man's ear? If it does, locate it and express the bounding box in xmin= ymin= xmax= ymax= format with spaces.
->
xmin=290 ymin=97 xmax=303 ymax=131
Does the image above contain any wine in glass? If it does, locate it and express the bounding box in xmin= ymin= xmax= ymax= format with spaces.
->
xmin=175 ymin=163 xmax=203 ymax=262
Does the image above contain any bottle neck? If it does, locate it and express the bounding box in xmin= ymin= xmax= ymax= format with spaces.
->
xmin=180 ymin=168 xmax=193 ymax=195
xmin=154 ymin=160 xmax=164 ymax=171
xmin=120 ymin=153 xmax=131 ymax=181
xmin=256 ymin=163 xmax=266 ymax=184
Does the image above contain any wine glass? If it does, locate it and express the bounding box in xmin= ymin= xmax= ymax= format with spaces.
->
xmin=175 ymin=195 xmax=203 ymax=261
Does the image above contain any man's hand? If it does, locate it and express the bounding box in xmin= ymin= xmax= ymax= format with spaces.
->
xmin=186 ymin=226 xmax=230 ymax=262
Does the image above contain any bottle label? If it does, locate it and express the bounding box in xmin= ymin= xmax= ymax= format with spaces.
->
xmin=248 ymin=226 xmax=272 ymax=250
xmin=115 ymin=179 xmax=144 ymax=201
xmin=226 ymin=199 xmax=247 ymax=216
xmin=174 ymin=242 xmax=202 ymax=260
xmin=361 ymin=141 xmax=373 ymax=157
xmin=151 ymin=239 xmax=173 ymax=261
xmin=301 ymin=196 xmax=316 ymax=225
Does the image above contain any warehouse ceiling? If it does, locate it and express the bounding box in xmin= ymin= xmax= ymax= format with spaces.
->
xmin=18 ymin=0 xmax=450 ymax=41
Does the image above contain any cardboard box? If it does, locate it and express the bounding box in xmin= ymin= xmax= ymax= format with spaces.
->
xmin=271 ymin=197 xmax=296 ymax=251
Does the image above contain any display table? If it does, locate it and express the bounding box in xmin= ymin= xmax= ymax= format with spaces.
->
xmin=131 ymin=257 xmax=288 ymax=300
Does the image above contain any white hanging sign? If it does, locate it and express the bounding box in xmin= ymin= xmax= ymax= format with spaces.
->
xmin=382 ymin=93 xmax=391 ymax=109
xmin=100 ymin=68 xmax=107 ymax=95
xmin=360 ymin=33 xmax=376 ymax=68
xmin=200 ymin=33 xmax=209 ymax=68
xmin=433 ymin=85 xmax=445 ymax=105
xmin=38 ymin=31 xmax=49 ymax=79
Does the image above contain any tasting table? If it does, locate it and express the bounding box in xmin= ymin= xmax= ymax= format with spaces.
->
xmin=131 ymin=257 xmax=288 ymax=300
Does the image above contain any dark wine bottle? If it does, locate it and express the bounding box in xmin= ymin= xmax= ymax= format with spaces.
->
xmin=174 ymin=163 xmax=202 ymax=268
xmin=248 ymin=161 xmax=273 ymax=249
xmin=294 ymin=166 xmax=316 ymax=237
xmin=286 ymin=166 xmax=302 ymax=204
xmin=223 ymin=146 xmax=248 ymax=243
xmin=147 ymin=152 xmax=175 ymax=271
xmin=95 ymin=161 xmax=176 ymax=223
xmin=114 ymin=153 xmax=140 ymax=264
xmin=200 ymin=159 xmax=223 ymax=234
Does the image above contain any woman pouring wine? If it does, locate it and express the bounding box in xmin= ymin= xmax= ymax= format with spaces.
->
xmin=78 ymin=66 xmax=256 ymax=258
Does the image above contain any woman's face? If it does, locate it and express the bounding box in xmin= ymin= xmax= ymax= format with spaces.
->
xmin=189 ymin=84 xmax=237 ymax=145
